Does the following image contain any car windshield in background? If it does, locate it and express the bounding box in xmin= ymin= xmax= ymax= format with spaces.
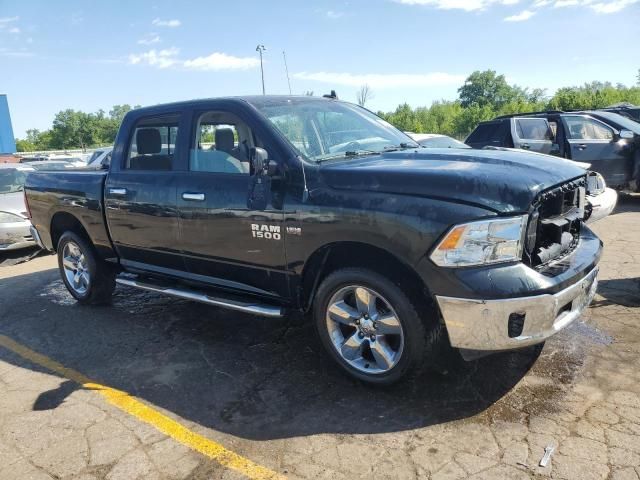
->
xmin=594 ymin=111 xmax=640 ymax=133
xmin=419 ymin=136 xmax=471 ymax=149
xmin=0 ymin=170 xmax=29 ymax=194
xmin=254 ymin=99 xmax=417 ymax=162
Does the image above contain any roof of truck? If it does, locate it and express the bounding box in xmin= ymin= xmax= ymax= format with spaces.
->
xmin=125 ymin=95 xmax=345 ymax=117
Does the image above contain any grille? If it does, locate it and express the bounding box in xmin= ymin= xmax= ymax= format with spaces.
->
xmin=524 ymin=177 xmax=586 ymax=267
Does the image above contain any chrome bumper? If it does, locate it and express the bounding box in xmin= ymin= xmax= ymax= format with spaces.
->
xmin=29 ymin=225 xmax=46 ymax=250
xmin=436 ymin=267 xmax=598 ymax=351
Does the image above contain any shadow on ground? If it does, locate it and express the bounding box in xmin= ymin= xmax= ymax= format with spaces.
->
xmin=0 ymin=246 xmax=51 ymax=267
xmin=0 ymin=267 xmax=553 ymax=441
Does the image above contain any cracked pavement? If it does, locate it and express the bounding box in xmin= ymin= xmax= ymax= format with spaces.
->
xmin=0 ymin=196 xmax=639 ymax=479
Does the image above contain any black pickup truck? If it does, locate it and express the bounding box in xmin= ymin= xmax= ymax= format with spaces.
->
xmin=25 ymin=96 xmax=602 ymax=384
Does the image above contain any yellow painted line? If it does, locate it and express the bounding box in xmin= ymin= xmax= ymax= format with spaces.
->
xmin=0 ymin=334 xmax=285 ymax=480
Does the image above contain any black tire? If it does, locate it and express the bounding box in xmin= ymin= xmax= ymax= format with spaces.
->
xmin=313 ymin=267 xmax=442 ymax=385
xmin=57 ymin=231 xmax=116 ymax=305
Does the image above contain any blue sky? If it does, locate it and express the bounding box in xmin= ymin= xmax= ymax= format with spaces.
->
xmin=1 ymin=0 xmax=639 ymax=138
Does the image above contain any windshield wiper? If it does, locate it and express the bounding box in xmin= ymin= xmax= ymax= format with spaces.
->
xmin=316 ymin=150 xmax=380 ymax=163
xmin=382 ymin=142 xmax=419 ymax=152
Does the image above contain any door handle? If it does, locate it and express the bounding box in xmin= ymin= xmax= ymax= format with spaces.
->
xmin=108 ymin=188 xmax=127 ymax=196
xmin=521 ymin=144 xmax=530 ymax=150
xmin=577 ymin=144 xmax=587 ymax=150
xmin=182 ymin=192 xmax=205 ymax=201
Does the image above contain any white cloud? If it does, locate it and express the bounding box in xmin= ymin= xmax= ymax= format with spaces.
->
xmin=393 ymin=0 xmax=519 ymax=11
xmin=326 ymin=10 xmax=345 ymax=18
xmin=396 ymin=0 xmax=637 ymax=12
xmin=0 ymin=47 xmax=33 ymax=58
xmin=590 ymin=0 xmax=638 ymax=12
xmin=138 ymin=34 xmax=161 ymax=45
xmin=0 ymin=16 xmax=19 ymax=24
xmin=129 ymin=48 xmax=259 ymax=71
xmin=152 ymin=18 xmax=181 ymax=27
xmin=128 ymin=47 xmax=180 ymax=69
xmin=293 ymin=71 xmax=465 ymax=88
xmin=183 ymin=52 xmax=259 ymax=71
xmin=504 ymin=9 xmax=535 ymax=19
xmin=8 ymin=26 xmax=20 ymax=34
xmin=553 ymin=0 xmax=580 ymax=6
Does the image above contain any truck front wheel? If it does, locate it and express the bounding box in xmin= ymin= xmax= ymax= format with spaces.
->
xmin=57 ymin=231 xmax=116 ymax=305
xmin=314 ymin=268 xmax=439 ymax=385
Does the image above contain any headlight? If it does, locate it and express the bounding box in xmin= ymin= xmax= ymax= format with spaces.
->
xmin=586 ymin=171 xmax=606 ymax=196
xmin=430 ymin=215 xmax=527 ymax=267
xmin=0 ymin=211 xmax=25 ymax=223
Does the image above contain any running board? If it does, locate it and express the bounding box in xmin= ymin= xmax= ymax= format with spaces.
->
xmin=115 ymin=277 xmax=283 ymax=318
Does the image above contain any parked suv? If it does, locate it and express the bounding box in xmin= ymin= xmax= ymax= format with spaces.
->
xmin=466 ymin=111 xmax=640 ymax=191
xmin=598 ymin=105 xmax=640 ymax=123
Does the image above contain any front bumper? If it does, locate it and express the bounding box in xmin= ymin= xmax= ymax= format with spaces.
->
xmin=436 ymin=267 xmax=598 ymax=351
xmin=586 ymin=188 xmax=617 ymax=224
xmin=0 ymin=221 xmax=35 ymax=251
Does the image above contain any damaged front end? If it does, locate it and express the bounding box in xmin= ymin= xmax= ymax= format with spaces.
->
xmin=524 ymin=177 xmax=586 ymax=267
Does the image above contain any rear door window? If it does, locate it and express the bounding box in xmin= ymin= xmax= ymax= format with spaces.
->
xmin=126 ymin=114 xmax=180 ymax=170
xmin=515 ymin=118 xmax=552 ymax=140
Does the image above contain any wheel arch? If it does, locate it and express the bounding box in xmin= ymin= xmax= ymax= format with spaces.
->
xmin=50 ymin=211 xmax=91 ymax=251
xmin=300 ymin=241 xmax=432 ymax=313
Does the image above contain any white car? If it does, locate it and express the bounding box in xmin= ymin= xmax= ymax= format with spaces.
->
xmin=0 ymin=164 xmax=36 ymax=251
xmin=87 ymin=146 xmax=113 ymax=169
xmin=407 ymin=133 xmax=471 ymax=149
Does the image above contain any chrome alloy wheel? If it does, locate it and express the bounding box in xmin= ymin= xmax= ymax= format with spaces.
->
xmin=325 ymin=285 xmax=405 ymax=374
xmin=62 ymin=241 xmax=90 ymax=295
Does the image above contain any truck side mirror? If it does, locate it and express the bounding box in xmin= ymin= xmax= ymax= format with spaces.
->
xmin=250 ymin=147 xmax=279 ymax=177
xmin=247 ymin=147 xmax=273 ymax=210
xmin=251 ymin=147 xmax=269 ymax=175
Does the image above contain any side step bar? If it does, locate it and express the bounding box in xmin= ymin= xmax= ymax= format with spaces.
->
xmin=115 ymin=277 xmax=283 ymax=318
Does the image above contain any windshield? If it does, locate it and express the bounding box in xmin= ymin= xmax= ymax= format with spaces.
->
xmin=418 ymin=136 xmax=470 ymax=149
xmin=254 ymin=99 xmax=417 ymax=162
xmin=594 ymin=111 xmax=640 ymax=133
xmin=87 ymin=150 xmax=104 ymax=164
xmin=0 ymin=169 xmax=29 ymax=194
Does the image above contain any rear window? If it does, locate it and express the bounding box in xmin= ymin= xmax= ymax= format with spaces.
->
xmin=466 ymin=122 xmax=505 ymax=144
xmin=515 ymin=118 xmax=552 ymax=141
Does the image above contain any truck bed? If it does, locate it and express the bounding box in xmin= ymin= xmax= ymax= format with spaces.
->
xmin=24 ymin=170 xmax=115 ymax=258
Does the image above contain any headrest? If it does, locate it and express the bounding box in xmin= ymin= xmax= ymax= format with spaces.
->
xmin=215 ymin=128 xmax=234 ymax=153
xmin=137 ymin=128 xmax=162 ymax=155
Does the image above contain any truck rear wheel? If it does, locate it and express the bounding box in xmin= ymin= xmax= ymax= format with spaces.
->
xmin=314 ymin=268 xmax=439 ymax=385
xmin=57 ymin=231 xmax=116 ymax=305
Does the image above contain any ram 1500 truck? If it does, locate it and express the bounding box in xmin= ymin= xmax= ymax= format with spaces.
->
xmin=25 ymin=96 xmax=602 ymax=385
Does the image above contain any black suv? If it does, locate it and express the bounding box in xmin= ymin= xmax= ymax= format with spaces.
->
xmin=466 ymin=110 xmax=640 ymax=190
xmin=598 ymin=105 xmax=640 ymax=123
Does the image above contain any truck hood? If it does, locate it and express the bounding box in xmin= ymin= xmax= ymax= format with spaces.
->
xmin=318 ymin=148 xmax=586 ymax=213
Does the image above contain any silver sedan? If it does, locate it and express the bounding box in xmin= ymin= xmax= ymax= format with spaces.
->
xmin=0 ymin=164 xmax=36 ymax=251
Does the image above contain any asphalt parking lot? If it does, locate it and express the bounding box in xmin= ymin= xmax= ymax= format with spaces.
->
xmin=0 ymin=197 xmax=639 ymax=480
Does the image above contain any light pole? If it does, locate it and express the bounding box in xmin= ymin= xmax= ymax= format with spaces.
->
xmin=256 ymin=45 xmax=266 ymax=95
xmin=283 ymin=50 xmax=292 ymax=95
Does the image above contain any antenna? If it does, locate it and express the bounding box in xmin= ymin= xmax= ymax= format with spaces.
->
xmin=282 ymin=50 xmax=292 ymax=95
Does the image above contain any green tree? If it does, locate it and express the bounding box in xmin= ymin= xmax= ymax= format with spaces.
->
xmin=50 ymin=109 xmax=99 ymax=151
xmin=458 ymin=70 xmax=522 ymax=109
